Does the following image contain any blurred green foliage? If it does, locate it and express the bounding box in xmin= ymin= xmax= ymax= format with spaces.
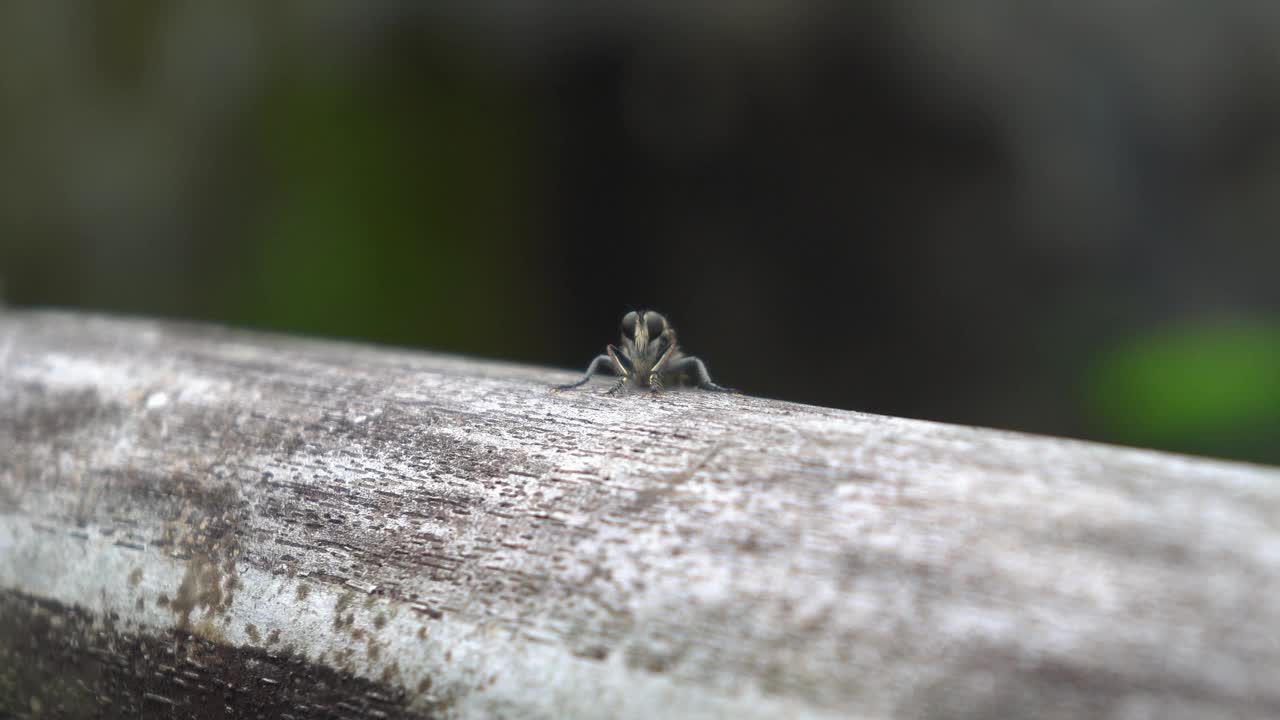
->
xmin=1087 ymin=322 xmax=1280 ymax=464
xmin=0 ymin=4 xmax=1276 ymax=467
xmin=230 ymin=48 xmax=541 ymax=356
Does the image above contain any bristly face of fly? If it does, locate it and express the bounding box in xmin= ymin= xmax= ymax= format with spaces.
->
xmin=615 ymin=310 xmax=679 ymax=385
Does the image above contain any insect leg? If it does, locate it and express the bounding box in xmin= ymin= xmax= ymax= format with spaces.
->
xmin=606 ymin=344 xmax=634 ymax=376
xmin=648 ymin=372 xmax=664 ymax=394
xmin=669 ymin=356 xmax=733 ymax=392
xmin=650 ymin=340 xmax=677 ymax=375
xmin=553 ymin=354 xmax=615 ymax=391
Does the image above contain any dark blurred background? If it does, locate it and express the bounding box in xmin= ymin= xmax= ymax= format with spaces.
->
xmin=1 ymin=3 xmax=1277 ymax=464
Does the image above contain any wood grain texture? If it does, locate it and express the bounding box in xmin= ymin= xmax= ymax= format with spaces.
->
xmin=1 ymin=310 xmax=1278 ymax=719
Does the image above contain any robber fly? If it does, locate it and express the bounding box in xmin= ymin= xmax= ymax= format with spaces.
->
xmin=554 ymin=310 xmax=733 ymax=394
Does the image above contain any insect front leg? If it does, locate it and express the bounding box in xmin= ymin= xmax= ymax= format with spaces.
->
xmin=646 ymin=342 xmax=676 ymax=394
xmin=553 ymin=354 xmax=615 ymax=391
xmin=670 ymin=356 xmax=733 ymax=392
xmin=648 ymin=373 xmax=664 ymax=394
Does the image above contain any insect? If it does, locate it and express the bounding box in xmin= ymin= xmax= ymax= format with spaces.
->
xmin=554 ymin=310 xmax=733 ymax=394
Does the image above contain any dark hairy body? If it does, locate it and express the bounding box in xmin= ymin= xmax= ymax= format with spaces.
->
xmin=555 ymin=311 xmax=732 ymax=394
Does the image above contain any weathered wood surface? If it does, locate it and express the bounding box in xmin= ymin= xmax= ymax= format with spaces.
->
xmin=1 ymin=310 xmax=1278 ymax=719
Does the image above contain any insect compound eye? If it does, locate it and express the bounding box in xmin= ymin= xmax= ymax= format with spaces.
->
xmin=621 ymin=311 xmax=639 ymax=338
xmin=644 ymin=312 xmax=667 ymax=338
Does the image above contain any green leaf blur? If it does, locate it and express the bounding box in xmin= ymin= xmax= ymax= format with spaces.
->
xmin=230 ymin=42 xmax=540 ymax=356
xmin=1087 ymin=323 xmax=1280 ymax=464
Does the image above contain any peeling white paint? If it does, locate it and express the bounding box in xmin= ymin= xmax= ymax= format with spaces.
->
xmin=0 ymin=518 xmax=851 ymax=720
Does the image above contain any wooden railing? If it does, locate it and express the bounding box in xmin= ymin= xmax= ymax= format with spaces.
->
xmin=2 ymin=310 xmax=1277 ymax=719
